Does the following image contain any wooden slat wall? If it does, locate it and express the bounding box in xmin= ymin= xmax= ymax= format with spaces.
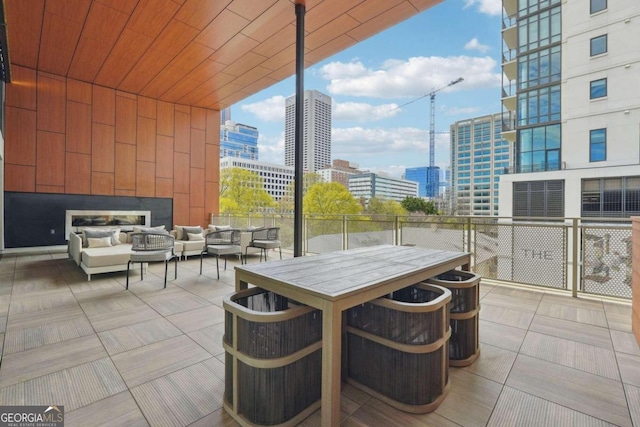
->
xmin=4 ymin=65 xmax=220 ymax=227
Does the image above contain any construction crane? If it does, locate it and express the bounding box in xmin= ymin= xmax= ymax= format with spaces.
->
xmin=392 ymin=77 xmax=464 ymax=197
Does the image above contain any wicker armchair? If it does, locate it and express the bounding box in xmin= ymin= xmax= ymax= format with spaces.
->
xmin=126 ymin=232 xmax=177 ymax=289
xmin=246 ymin=227 xmax=282 ymax=262
xmin=200 ymin=228 xmax=243 ymax=278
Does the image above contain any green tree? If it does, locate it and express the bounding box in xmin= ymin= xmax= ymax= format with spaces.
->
xmin=366 ymin=198 xmax=407 ymax=217
xmin=401 ymin=196 xmax=438 ymax=215
xmin=277 ymin=173 xmax=325 ymax=213
xmin=219 ymin=167 xmax=275 ymax=213
xmin=304 ymin=182 xmax=362 ymax=216
xmin=303 ymin=182 xmax=362 ymax=237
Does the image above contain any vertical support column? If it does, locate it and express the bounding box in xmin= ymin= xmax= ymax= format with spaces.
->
xmin=342 ymin=215 xmax=347 ymax=250
xmin=293 ymin=1 xmax=305 ymax=258
xmin=572 ymin=218 xmax=579 ymax=298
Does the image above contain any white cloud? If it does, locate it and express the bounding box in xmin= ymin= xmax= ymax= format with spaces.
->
xmin=464 ymin=37 xmax=490 ymax=53
xmin=320 ymin=61 xmax=369 ymax=80
xmin=333 ymin=102 xmax=400 ymax=122
xmin=320 ymin=56 xmax=500 ymax=99
xmin=445 ymin=106 xmax=482 ymax=116
xmin=365 ymin=165 xmax=412 ymax=178
xmin=257 ymin=132 xmax=285 ymax=164
xmin=463 ymin=0 xmax=502 ymax=16
xmin=240 ymin=95 xmax=287 ymax=122
xmin=331 ymin=127 xmax=451 ymax=174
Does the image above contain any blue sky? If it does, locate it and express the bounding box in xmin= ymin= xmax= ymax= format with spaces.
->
xmin=228 ymin=0 xmax=503 ymax=178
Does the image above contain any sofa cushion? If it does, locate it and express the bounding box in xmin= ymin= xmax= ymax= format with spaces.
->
xmin=175 ymin=225 xmax=200 ymax=240
xmin=82 ymin=244 xmax=133 ymax=268
xmin=132 ymin=225 xmax=167 ymax=234
xmin=180 ymin=239 xmax=206 ymax=252
xmin=187 ymin=232 xmax=204 ymax=241
xmin=82 ymin=228 xmax=120 ymax=247
xmin=87 ymin=236 xmax=112 ymax=248
xmin=182 ymin=226 xmax=203 ymax=240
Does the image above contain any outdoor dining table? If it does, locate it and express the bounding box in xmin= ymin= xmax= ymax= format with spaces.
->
xmin=233 ymin=244 xmax=471 ymax=427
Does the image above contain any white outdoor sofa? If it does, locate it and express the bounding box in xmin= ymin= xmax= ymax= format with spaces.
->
xmin=69 ymin=227 xmax=184 ymax=281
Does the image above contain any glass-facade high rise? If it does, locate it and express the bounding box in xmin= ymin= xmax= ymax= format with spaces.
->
xmin=451 ymin=114 xmax=512 ymax=216
xmin=514 ymin=0 xmax=562 ymax=173
xmin=405 ymin=167 xmax=428 ymax=198
xmin=219 ymin=121 xmax=259 ymax=160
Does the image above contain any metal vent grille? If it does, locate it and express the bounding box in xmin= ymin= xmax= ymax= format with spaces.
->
xmin=513 ymin=180 xmax=564 ymax=218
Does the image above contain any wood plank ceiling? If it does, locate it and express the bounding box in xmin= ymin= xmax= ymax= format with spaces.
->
xmin=4 ymin=0 xmax=442 ymax=110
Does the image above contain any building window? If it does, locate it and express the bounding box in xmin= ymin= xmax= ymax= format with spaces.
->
xmin=590 ymin=129 xmax=606 ymax=162
xmin=590 ymin=35 xmax=607 ymax=56
xmin=517 ymin=124 xmax=561 ymax=173
xmin=590 ymin=0 xmax=607 ymax=14
xmin=590 ymin=78 xmax=607 ymax=99
xmin=518 ymin=6 xmax=561 ymax=52
xmin=517 ymin=85 xmax=561 ymax=125
xmin=582 ymin=176 xmax=640 ymax=218
xmin=513 ymin=180 xmax=564 ymax=218
xmin=518 ymin=46 xmax=561 ymax=90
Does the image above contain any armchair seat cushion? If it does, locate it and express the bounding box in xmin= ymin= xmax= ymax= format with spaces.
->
xmin=82 ymin=244 xmax=133 ymax=268
xmin=251 ymin=239 xmax=281 ymax=250
xmin=130 ymin=250 xmax=174 ymax=262
xmin=205 ymin=244 xmax=241 ymax=256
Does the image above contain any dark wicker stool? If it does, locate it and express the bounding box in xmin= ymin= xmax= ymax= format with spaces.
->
xmin=223 ymin=288 xmax=322 ymax=426
xmin=428 ymin=270 xmax=481 ymax=367
xmin=346 ymin=283 xmax=451 ymax=413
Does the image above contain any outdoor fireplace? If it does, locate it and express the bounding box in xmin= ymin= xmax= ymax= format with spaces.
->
xmin=65 ymin=210 xmax=151 ymax=237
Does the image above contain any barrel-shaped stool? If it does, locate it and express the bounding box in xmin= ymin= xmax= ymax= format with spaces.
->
xmin=428 ymin=270 xmax=481 ymax=367
xmin=223 ymin=287 xmax=322 ymax=426
xmin=346 ymin=283 xmax=451 ymax=413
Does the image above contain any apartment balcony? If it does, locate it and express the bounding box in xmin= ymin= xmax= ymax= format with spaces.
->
xmin=503 ymin=0 xmax=517 ymax=18
xmin=502 ymin=56 xmax=517 ymax=81
xmin=0 ymin=215 xmax=638 ymax=426
xmin=503 ymin=161 xmax=567 ymax=174
xmin=502 ymin=22 xmax=517 ymax=51
xmin=502 ymin=92 xmax=516 ymax=114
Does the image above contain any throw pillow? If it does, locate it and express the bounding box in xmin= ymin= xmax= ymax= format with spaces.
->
xmin=187 ymin=232 xmax=204 ymax=241
xmin=82 ymin=229 xmax=115 ymax=248
xmin=215 ymin=225 xmax=232 ymax=231
xmin=87 ymin=236 xmax=112 ymax=248
xmin=133 ymin=225 xmax=166 ymax=234
xmin=182 ymin=226 xmax=203 ymax=240
xmin=174 ymin=225 xmax=186 ymax=240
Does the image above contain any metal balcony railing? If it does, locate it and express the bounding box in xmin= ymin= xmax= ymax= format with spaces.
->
xmin=502 ymin=161 xmax=566 ymax=174
xmin=211 ymin=213 xmax=633 ymax=300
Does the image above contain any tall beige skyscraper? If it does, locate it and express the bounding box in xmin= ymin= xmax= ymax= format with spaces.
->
xmin=284 ymin=90 xmax=332 ymax=172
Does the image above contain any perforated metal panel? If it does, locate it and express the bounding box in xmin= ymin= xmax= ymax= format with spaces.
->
xmin=580 ymin=225 xmax=632 ymax=298
xmin=474 ymin=222 xmax=567 ymax=289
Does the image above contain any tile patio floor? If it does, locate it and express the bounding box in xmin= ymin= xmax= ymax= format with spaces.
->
xmin=0 ymin=249 xmax=639 ymax=426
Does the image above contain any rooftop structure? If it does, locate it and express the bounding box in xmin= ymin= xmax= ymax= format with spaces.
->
xmin=0 ymin=234 xmax=636 ymax=426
